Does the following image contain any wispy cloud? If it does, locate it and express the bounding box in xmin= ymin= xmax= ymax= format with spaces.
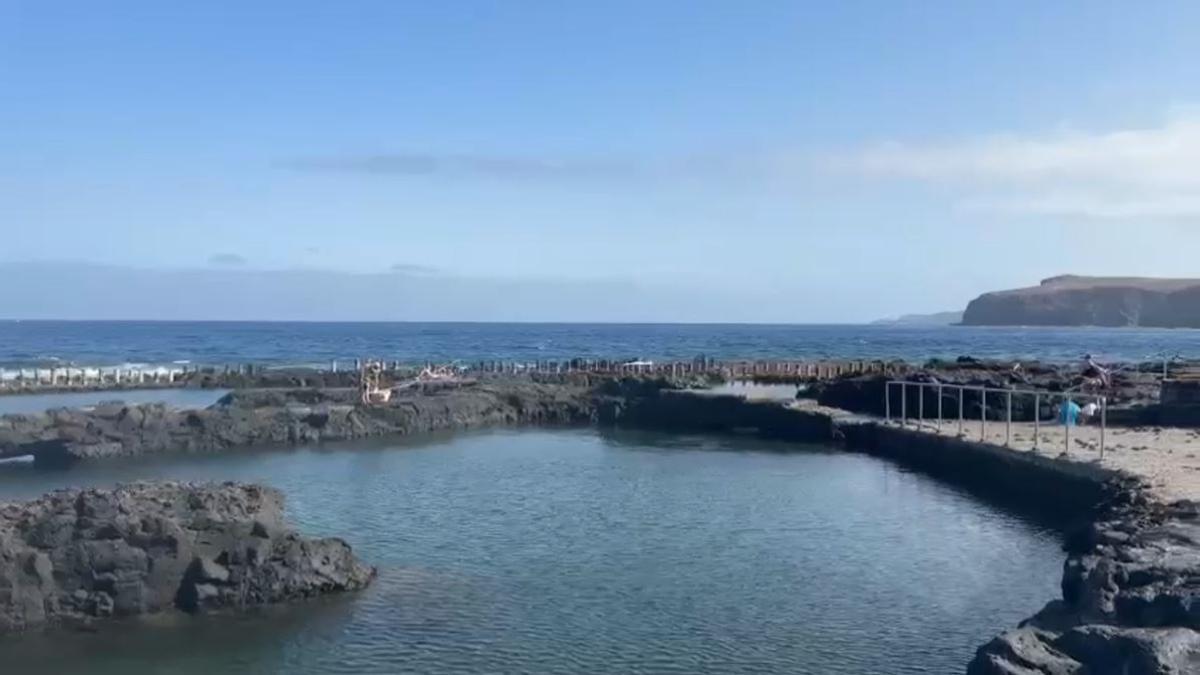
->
xmin=389 ymin=262 xmax=439 ymax=275
xmin=279 ymin=149 xmax=771 ymax=186
xmin=960 ymin=192 xmax=1200 ymax=220
xmin=828 ymin=110 xmax=1200 ymax=219
xmin=208 ymin=253 xmax=247 ymax=266
xmin=283 ymin=152 xmax=638 ymax=181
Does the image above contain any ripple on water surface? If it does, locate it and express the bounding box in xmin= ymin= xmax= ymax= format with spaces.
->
xmin=0 ymin=429 xmax=1064 ymax=674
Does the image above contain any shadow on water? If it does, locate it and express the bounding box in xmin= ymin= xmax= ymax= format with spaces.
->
xmin=594 ymin=426 xmax=1082 ymax=536
xmin=890 ymin=460 xmax=1086 ymax=536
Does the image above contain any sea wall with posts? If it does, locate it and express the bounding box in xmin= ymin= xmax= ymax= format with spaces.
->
xmin=0 ymin=357 xmax=899 ymax=394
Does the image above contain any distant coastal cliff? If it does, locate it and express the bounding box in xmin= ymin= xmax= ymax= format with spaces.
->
xmin=961 ymin=275 xmax=1200 ymax=328
xmin=870 ymin=311 xmax=963 ymax=326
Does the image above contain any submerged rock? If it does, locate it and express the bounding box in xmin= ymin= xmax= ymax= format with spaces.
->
xmin=0 ymin=481 xmax=374 ymax=633
xmin=969 ymin=625 xmax=1200 ymax=674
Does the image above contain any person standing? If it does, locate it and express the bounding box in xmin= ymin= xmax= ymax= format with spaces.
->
xmin=1083 ymin=355 xmax=1112 ymax=390
xmin=1059 ymin=399 xmax=1082 ymax=426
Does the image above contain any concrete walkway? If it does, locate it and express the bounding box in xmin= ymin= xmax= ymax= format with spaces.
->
xmin=890 ymin=417 xmax=1200 ymax=502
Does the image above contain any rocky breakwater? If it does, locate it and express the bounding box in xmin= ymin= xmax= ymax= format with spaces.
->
xmin=0 ymin=481 xmax=374 ymax=633
xmin=969 ymin=480 xmax=1200 ymax=674
xmin=0 ymin=378 xmax=598 ymax=465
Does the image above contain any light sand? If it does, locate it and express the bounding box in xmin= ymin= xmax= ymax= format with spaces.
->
xmin=896 ymin=417 xmax=1200 ymax=502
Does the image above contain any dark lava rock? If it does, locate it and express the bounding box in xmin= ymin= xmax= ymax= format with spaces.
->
xmin=0 ymin=481 xmax=374 ymax=633
xmin=0 ymin=379 xmax=598 ymax=465
xmin=968 ymin=625 xmax=1200 ymax=674
xmin=969 ymin=485 xmax=1200 ymax=674
xmin=967 ymin=627 xmax=1081 ymax=674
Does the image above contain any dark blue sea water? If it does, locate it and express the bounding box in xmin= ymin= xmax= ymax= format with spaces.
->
xmin=0 ymin=429 xmax=1063 ymax=674
xmin=1 ymin=320 xmax=1198 ymax=368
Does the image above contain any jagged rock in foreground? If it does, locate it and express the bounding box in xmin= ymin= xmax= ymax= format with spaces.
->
xmin=0 ymin=481 xmax=374 ymax=633
xmin=968 ymin=483 xmax=1200 ymax=674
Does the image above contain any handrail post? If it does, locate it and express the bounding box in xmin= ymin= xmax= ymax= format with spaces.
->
xmin=1005 ymin=390 xmax=1012 ymax=447
xmin=901 ymin=382 xmax=908 ymax=428
xmin=1033 ymin=393 xmax=1040 ymax=450
xmin=1064 ymin=395 xmax=1072 ymax=455
xmin=980 ymin=387 xmax=987 ymax=442
xmin=918 ymin=383 xmax=925 ymax=428
xmin=958 ymin=386 xmax=964 ymax=436
xmin=936 ymin=384 xmax=943 ymax=433
xmin=885 ymin=382 xmax=892 ymax=424
xmin=1100 ymin=395 xmax=1106 ymax=460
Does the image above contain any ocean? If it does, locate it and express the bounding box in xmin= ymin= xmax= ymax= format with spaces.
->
xmin=1 ymin=320 xmax=1198 ymax=368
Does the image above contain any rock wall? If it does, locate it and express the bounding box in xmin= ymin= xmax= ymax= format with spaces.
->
xmin=841 ymin=423 xmax=1111 ymax=514
xmin=598 ymin=389 xmax=835 ymax=440
xmin=0 ymin=481 xmax=374 ymax=634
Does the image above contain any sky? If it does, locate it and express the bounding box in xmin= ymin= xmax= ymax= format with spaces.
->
xmin=3 ymin=1 xmax=1200 ymax=322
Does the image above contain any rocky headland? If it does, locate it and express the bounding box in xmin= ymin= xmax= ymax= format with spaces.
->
xmin=962 ymin=275 xmax=1200 ymax=328
xmin=0 ymin=481 xmax=374 ymax=634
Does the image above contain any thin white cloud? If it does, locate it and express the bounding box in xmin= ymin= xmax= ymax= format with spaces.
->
xmin=389 ymin=262 xmax=439 ymax=275
xmin=282 ymin=153 xmax=638 ymax=181
xmin=830 ymin=111 xmax=1200 ymax=218
xmin=208 ymin=253 xmax=247 ymax=267
xmin=280 ymin=150 xmax=765 ymax=186
xmin=961 ymin=192 xmax=1200 ymax=219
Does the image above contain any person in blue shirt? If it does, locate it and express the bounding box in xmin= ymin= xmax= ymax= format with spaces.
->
xmin=1059 ymin=399 xmax=1082 ymax=426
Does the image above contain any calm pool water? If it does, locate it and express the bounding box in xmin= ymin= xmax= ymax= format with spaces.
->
xmin=700 ymin=381 xmax=801 ymax=400
xmin=0 ymin=388 xmax=228 ymax=416
xmin=0 ymin=429 xmax=1062 ymax=674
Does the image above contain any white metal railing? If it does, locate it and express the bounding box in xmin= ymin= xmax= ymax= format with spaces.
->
xmin=884 ymin=380 xmax=1107 ymax=459
xmin=0 ymin=365 xmax=186 ymax=390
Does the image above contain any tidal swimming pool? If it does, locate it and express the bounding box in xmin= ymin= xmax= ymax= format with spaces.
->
xmin=0 ymin=429 xmax=1062 ymax=674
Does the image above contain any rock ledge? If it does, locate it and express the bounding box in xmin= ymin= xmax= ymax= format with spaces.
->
xmin=969 ymin=480 xmax=1200 ymax=673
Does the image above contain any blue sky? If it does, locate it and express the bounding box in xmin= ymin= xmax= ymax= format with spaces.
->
xmin=3 ymin=1 xmax=1200 ymax=321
